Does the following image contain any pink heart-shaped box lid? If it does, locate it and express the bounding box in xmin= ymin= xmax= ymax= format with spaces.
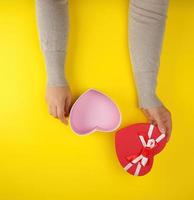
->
xmin=69 ymin=89 xmax=121 ymax=135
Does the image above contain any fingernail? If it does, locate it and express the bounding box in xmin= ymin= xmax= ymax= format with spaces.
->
xmin=159 ymin=127 xmax=166 ymax=134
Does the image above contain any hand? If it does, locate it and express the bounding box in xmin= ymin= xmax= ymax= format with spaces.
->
xmin=45 ymin=85 xmax=72 ymax=124
xmin=142 ymin=105 xmax=172 ymax=142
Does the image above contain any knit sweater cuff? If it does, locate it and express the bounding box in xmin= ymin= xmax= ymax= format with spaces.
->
xmin=134 ymin=71 xmax=163 ymax=109
xmin=44 ymin=51 xmax=68 ymax=87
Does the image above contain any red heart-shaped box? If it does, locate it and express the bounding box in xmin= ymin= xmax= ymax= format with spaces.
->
xmin=115 ymin=123 xmax=168 ymax=176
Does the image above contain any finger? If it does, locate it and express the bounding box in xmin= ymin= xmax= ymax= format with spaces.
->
xmin=160 ymin=111 xmax=172 ymax=141
xmin=142 ymin=109 xmax=151 ymax=118
xmin=155 ymin=116 xmax=166 ymax=135
xmin=151 ymin=119 xmax=158 ymax=125
xmin=65 ymin=96 xmax=72 ymax=117
xmin=49 ymin=105 xmax=57 ymax=118
xmin=153 ymin=120 xmax=158 ymax=125
xmin=148 ymin=118 xmax=155 ymax=124
xmin=57 ymin=103 xmax=68 ymax=125
xmin=164 ymin=117 xmax=172 ymax=142
xmin=142 ymin=109 xmax=154 ymax=123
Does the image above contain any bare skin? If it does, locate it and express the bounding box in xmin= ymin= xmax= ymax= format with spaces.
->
xmin=142 ymin=105 xmax=172 ymax=142
xmin=45 ymin=86 xmax=172 ymax=141
xmin=45 ymin=86 xmax=72 ymax=125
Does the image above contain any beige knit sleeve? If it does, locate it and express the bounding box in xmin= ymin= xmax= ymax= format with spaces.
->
xmin=35 ymin=0 xmax=69 ymax=87
xmin=129 ymin=0 xmax=169 ymax=108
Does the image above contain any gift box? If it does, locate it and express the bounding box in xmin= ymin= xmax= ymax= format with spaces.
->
xmin=115 ymin=123 xmax=168 ymax=176
xmin=69 ymin=89 xmax=121 ymax=135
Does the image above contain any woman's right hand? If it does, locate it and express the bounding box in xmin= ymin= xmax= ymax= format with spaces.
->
xmin=45 ymin=85 xmax=72 ymax=124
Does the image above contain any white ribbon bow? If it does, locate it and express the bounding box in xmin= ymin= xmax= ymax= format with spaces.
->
xmin=124 ymin=124 xmax=166 ymax=176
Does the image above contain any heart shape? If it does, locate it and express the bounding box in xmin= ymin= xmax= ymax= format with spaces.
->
xmin=115 ymin=123 xmax=168 ymax=176
xmin=69 ymin=89 xmax=121 ymax=135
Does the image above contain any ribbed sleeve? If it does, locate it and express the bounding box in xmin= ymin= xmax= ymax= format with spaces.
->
xmin=35 ymin=0 xmax=69 ymax=87
xmin=129 ymin=0 xmax=169 ymax=108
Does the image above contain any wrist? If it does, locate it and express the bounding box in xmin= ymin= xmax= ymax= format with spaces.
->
xmin=138 ymin=93 xmax=163 ymax=109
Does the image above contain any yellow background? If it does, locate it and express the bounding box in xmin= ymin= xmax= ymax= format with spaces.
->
xmin=0 ymin=0 xmax=194 ymax=199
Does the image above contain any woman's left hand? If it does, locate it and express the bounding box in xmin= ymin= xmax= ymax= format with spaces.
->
xmin=142 ymin=105 xmax=172 ymax=142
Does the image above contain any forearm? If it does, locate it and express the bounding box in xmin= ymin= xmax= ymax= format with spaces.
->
xmin=35 ymin=0 xmax=69 ymax=87
xmin=129 ymin=0 xmax=169 ymax=108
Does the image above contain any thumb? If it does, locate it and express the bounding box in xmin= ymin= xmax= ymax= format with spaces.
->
xmin=156 ymin=118 xmax=166 ymax=135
